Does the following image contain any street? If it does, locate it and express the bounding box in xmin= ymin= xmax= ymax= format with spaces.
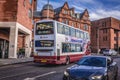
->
xmin=0 ymin=57 xmax=119 ymax=80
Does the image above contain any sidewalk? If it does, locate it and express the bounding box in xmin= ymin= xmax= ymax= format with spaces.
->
xmin=0 ymin=57 xmax=33 ymax=67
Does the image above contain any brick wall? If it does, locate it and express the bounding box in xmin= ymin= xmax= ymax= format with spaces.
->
xmin=17 ymin=0 xmax=34 ymax=30
xmin=18 ymin=35 xmax=25 ymax=49
xmin=0 ymin=0 xmax=17 ymax=22
xmin=111 ymin=17 xmax=120 ymax=30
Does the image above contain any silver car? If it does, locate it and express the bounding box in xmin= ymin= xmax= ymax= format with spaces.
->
xmin=103 ymin=49 xmax=117 ymax=56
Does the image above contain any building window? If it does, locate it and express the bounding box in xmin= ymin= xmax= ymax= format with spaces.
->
xmin=114 ymin=30 xmax=116 ymax=34
xmin=64 ymin=10 xmax=67 ymax=14
xmin=84 ymin=24 xmax=88 ymax=30
xmin=102 ymin=22 xmax=106 ymax=27
xmin=105 ymin=36 xmax=107 ymax=41
xmin=77 ymin=14 xmax=80 ymax=19
xmin=114 ymin=37 xmax=117 ymax=40
xmin=78 ymin=23 xmax=80 ymax=28
xmin=23 ymin=0 xmax=26 ymax=7
xmin=62 ymin=20 xmax=65 ymax=24
xmin=29 ymin=0 xmax=32 ymax=4
xmin=28 ymin=9 xmax=32 ymax=18
xmin=114 ymin=44 xmax=117 ymax=49
xmin=72 ymin=23 xmax=74 ymax=27
xmin=64 ymin=20 xmax=68 ymax=24
xmin=103 ymin=29 xmax=107 ymax=33
xmin=70 ymin=11 xmax=73 ymax=16
xmin=103 ymin=36 xmax=107 ymax=41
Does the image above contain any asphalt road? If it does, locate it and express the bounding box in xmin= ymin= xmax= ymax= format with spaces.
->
xmin=0 ymin=57 xmax=120 ymax=80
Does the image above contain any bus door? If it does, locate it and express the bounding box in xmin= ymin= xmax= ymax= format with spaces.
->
xmin=57 ymin=48 xmax=60 ymax=60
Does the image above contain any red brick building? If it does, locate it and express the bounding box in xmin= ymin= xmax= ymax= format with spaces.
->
xmin=34 ymin=2 xmax=91 ymax=34
xmin=91 ymin=17 xmax=120 ymax=53
xmin=0 ymin=0 xmax=36 ymax=58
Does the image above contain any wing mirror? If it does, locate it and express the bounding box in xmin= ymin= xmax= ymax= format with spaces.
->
xmin=108 ymin=61 xmax=116 ymax=67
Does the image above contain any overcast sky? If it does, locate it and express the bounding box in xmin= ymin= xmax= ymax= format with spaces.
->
xmin=37 ymin=0 xmax=120 ymax=21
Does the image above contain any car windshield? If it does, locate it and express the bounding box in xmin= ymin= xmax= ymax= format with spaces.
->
xmin=77 ymin=57 xmax=106 ymax=67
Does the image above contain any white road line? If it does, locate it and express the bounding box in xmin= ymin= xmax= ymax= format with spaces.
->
xmin=24 ymin=71 xmax=56 ymax=80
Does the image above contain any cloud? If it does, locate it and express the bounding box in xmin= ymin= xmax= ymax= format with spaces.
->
xmin=69 ymin=0 xmax=95 ymax=4
xmin=37 ymin=0 xmax=64 ymax=11
xmin=37 ymin=0 xmax=47 ymax=10
xmin=79 ymin=0 xmax=96 ymax=4
xmin=90 ymin=9 xmax=120 ymax=21
xmin=72 ymin=5 xmax=85 ymax=11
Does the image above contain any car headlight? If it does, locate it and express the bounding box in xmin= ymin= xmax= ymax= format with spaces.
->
xmin=64 ymin=71 xmax=69 ymax=76
xmin=91 ymin=75 xmax=102 ymax=80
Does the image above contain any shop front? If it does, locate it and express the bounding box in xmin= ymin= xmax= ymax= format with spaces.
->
xmin=0 ymin=39 xmax=9 ymax=59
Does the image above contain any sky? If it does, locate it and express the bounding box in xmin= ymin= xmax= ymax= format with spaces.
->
xmin=37 ymin=0 xmax=120 ymax=21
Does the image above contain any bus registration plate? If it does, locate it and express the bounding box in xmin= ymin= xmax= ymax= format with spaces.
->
xmin=41 ymin=59 xmax=47 ymax=62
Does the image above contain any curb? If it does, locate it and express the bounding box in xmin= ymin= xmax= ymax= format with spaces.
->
xmin=0 ymin=57 xmax=33 ymax=67
xmin=0 ymin=61 xmax=33 ymax=67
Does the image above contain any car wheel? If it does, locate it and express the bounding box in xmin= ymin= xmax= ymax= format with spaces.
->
xmin=103 ymin=76 xmax=108 ymax=80
xmin=63 ymin=76 xmax=70 ymax=80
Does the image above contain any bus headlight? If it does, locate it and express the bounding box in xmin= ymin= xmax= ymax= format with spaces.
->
xmin=34 ymin=52 xmax=38 ymax=56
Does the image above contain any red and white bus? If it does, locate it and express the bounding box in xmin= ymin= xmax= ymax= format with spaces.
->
xmin=34 ymin=20 xmax=91 ymax=64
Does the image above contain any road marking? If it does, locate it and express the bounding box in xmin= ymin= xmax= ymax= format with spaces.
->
xmin=24 ymin=71 xmax=56 ymax=80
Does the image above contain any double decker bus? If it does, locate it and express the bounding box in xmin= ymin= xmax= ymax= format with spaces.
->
xmin=34 ymin=20 xmax=91 ymax=64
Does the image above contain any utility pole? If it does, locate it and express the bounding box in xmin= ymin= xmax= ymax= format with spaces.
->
xmin=47 ymin=0 xmax=49 ymax=19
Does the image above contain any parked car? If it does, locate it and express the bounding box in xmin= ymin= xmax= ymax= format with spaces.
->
xmin=63 ymin=55 xmax=118 ymax=80
xmin=99 ymin=48 xmax=107 ymax=54
xmin=103 ymin=49 xmax=117 ymax=56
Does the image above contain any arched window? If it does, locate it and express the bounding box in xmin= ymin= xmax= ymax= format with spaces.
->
xmin=28 ymin=9 xmax=32 ymax=18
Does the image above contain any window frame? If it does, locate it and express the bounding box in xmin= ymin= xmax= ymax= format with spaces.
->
xmin=28 ymin=9 xmax=32 ymax=18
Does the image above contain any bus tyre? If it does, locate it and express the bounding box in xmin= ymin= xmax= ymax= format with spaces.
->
xmin=65 ymin=57 xmax=70 ymax=65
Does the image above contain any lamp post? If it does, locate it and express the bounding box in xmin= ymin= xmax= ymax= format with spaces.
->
xmin=97 ymin=27 xmax=99 ymax=54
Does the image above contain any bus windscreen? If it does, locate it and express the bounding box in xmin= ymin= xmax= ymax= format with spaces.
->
xmin=36 ymin=22 xmax=54 ymax=35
